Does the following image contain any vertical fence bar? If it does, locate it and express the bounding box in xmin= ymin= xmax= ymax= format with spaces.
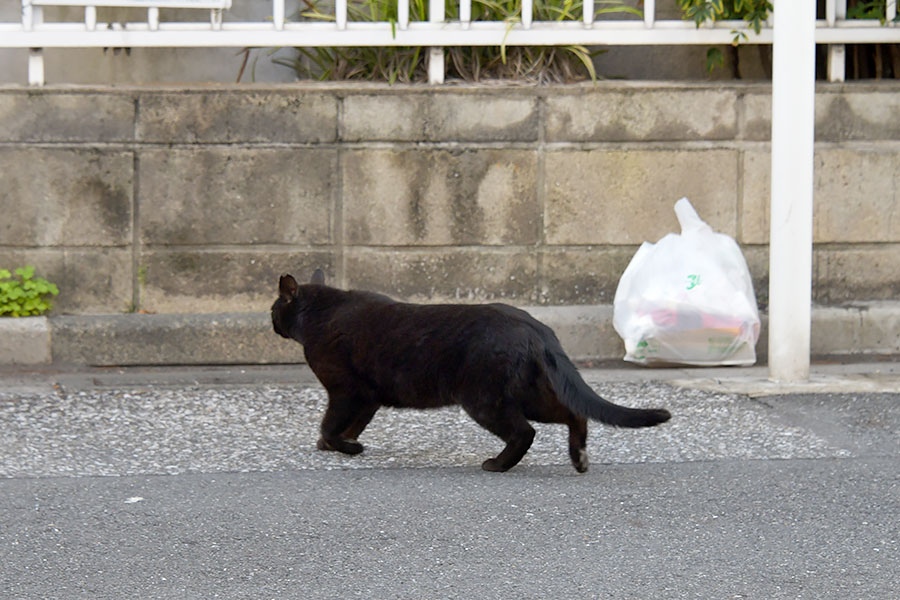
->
xmin=273 ymin=0 xmax=285 ymax=30
xmin=148 ymin=7 xmax=159 ymax=30
xmin=827 ymin=44 xmax=845 ymax=82
xmin=522 ymin=0 xmax=532 ymax=28
xmin=85 ymin=6 xmax=97 ymax=30
xmin=23 ymin=0 xmax=34 ymax=31
xmin=583 ymin=0 xmax=593 ymax=27
xmin=828 ymin=0 xmax=847 ymax=81
xmin=28 ymin=48 xmax=45 ymax=86
xmin=769 ymin=0 xmax=816 ymax=383
xmin=644 ymin=0 xmax=655 ymax=28
xmin=336 ymin=0 xmax=347 ymax=29
xmin=888 ymin=0 xmax=897 ymax=22
xmin=459 ymin=0 xmax=470 ymax=29
xmin=427 ymin=0 xmax=444 ymax=83
xmin=25 ymin=3 xmax=45 ymax=86
xmin=398 ymin=0 xmax=409 ymax=30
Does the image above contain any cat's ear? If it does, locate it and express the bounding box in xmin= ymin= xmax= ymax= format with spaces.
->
xmin=310 ymin=268 xmax=326 ymax=286
xmin=279 ymin=274 xmax=299 ymax=300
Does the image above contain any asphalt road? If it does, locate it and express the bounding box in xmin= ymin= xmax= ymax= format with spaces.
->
xmin=1 ymin=366 xmax=898 ymax=599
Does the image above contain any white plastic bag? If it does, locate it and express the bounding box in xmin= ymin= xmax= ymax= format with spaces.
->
xmin=613 ymin=197 xmax=761 ymax=366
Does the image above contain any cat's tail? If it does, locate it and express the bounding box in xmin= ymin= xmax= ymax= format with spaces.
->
xmin=544 ymin=348 xmax=671 ymax=428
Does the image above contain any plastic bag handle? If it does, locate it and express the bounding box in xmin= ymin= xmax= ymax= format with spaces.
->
xmin=674 ymin=197 xmax=712 ymax=234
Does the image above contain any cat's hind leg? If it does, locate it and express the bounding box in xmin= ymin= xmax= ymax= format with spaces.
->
xmin=318 ymin=395 xmax=368 ymax=455
xmin=341 ymin=401 xmax=379 ymax=443
xmin=520 ymin=391 xmax=589 ymax=473
xmin=462 ymin=400 xmax=536 ymax=473
xmin=567 ymin=415 xmax=589 ymax=473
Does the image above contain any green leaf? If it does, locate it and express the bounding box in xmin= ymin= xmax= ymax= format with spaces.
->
xmin=565 ymin=45 xmax=598 ymax=82
xmin=706 ymin=47 xmax=724 ymax=74
xmin=731 ymin=29 xmax=748 ymax=46
xmin=500 ymin=20 xmax=516 ymax=65
xmin=595 ymin=5 xmax=643 ymax=18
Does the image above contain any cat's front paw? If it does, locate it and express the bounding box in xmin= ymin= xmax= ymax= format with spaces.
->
xmin=317 ymin=436 xmax=364 ymax=455
xmin=340 ymin=440 xmax=364 ymax=455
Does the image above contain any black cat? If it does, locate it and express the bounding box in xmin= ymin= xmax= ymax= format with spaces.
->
xmin=272 ymin=270 xmax=671 ymax=473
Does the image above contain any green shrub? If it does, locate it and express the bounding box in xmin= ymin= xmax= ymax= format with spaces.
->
xmin=678 ymin=0 xmax=772 ymax=33
xmin=677 ymin=0 xmax=773 ymax=73
xmin=847 ymin=0 xmax=893 ymax=23
xmin=844 ymin=1 xmax=900 ymax=79
xmin=679 ymin=1 xmax=899 ymax=77
xmin=0 ymin=266 xmax=60 ymax=317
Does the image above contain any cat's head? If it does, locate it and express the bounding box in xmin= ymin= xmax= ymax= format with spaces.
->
xmin=271 ymin=269 xmax=326 ymax=339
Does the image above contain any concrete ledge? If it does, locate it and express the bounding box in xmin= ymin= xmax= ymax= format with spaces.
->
xmin=0 ymin=317 xmax=51 ymax=365
xmin=49 ymin=313 xmax=305 ymax=366
xmin=525 ymin=305 xmax=621 ymax=362
xmin=0 ymin=302 xmax=895 ymax=367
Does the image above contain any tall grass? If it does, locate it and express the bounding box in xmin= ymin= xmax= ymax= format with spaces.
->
xmin=272 ymin=0 xmax=641 ymax=83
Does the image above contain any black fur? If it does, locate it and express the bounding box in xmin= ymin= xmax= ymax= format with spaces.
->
xmin=272 ymin=270 xmax=671 ymax=473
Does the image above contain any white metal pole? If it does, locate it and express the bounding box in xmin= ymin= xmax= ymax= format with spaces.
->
xmin=522 ymin=0 xmax=532 ymax=29
xmin=769 ymin=0 xmax=816 ymax=382
xmin=583 ymin=0 xmax=593 ymax=27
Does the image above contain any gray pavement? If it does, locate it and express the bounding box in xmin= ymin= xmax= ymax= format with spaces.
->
xmin=1 ymin=364 xmax=898 ymax=599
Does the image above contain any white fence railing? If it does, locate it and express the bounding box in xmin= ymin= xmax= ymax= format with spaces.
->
xmin=2 ymin=0 xmax=899 ymax=382
xmin=3 ymin=0 xmax=899 ymax=85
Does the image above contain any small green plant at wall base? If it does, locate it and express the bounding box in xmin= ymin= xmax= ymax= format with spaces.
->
xmin=0 ymin=266 xmax=60 ymax=317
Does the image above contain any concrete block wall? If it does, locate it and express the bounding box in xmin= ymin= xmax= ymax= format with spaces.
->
xmin=1 ymin=82 xmax=899 ymax=322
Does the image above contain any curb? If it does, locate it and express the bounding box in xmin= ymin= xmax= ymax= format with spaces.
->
xmin=1 ymin=303 xmax=898 ymax=367
xmin=0 ymin=316 xmax=51 ymax=365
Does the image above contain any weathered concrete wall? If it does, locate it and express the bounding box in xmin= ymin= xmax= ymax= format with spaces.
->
xmin=1 ymin=82 xmax=898 ymax=319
